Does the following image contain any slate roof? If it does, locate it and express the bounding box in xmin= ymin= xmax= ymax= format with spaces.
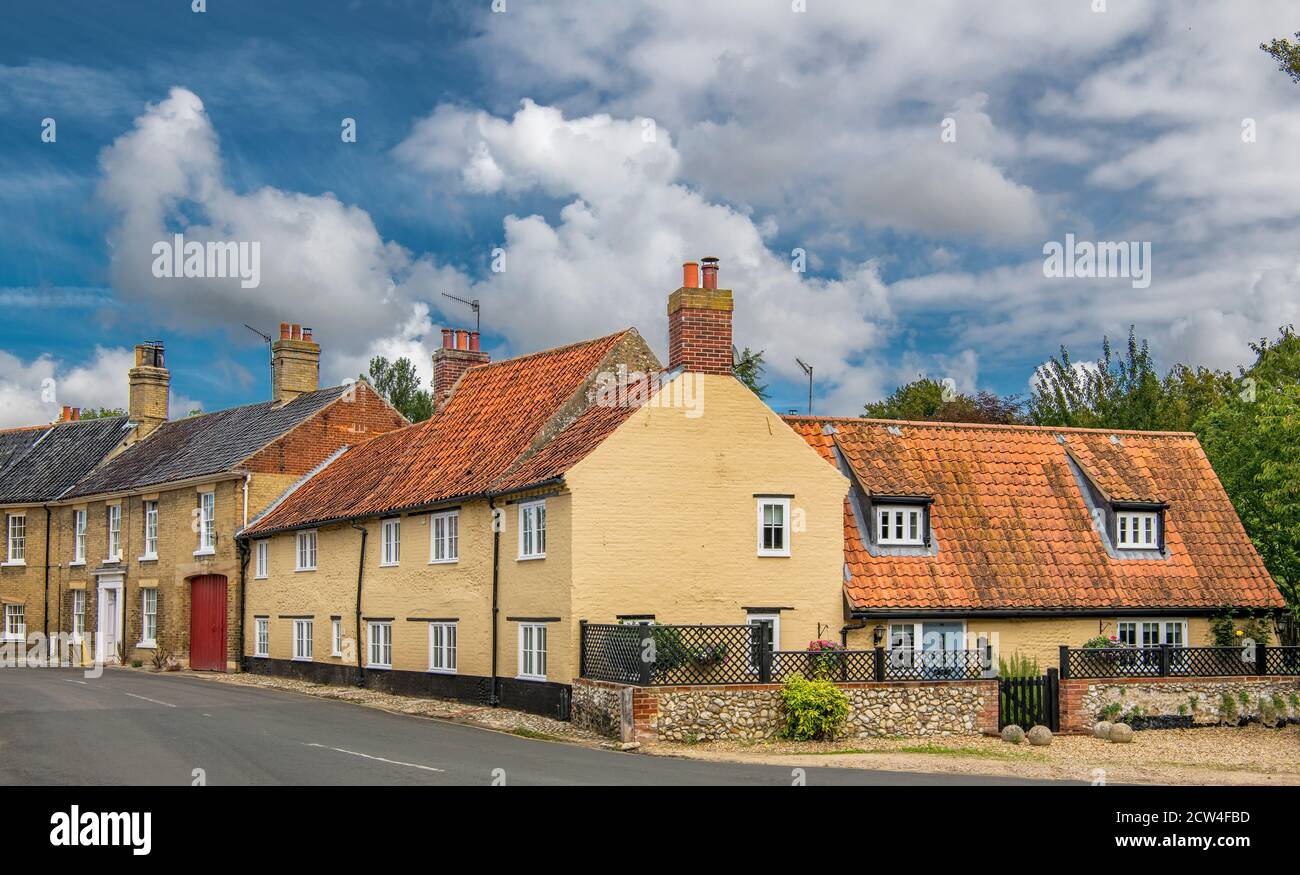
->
xmin=66 ymin=387 xmax=350 ymax=498
xmin=245 ymin=331 xmax=638 ymax=535
xmin=0 ymin=417 xmax=133 ymax=505
xmin=786 ymin=417 xmax=1284 ymax=613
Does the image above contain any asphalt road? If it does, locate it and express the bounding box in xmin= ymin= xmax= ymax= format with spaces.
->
xmin=0 ymin=667 xmax=1061 ymax=785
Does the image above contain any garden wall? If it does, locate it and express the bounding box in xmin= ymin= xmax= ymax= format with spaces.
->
xmin=1060 ymin=675 xmax=1300 ymax=732
xmin=571 ymin=678 xmax=998 ymax=742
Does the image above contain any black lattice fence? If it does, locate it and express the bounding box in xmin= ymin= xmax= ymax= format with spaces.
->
xmin=883 ymin=648 xmax=990 ymax=681
xmin=770 ymin=648 xmax=879 ymax=683
xmin=579 ymin=623 xmax=645 ymax=684
xmin=1062 ymin=644 xmax=1300 ymax=679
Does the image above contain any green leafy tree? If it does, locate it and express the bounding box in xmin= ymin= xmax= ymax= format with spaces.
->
xmin=363 ymin=356 xmax=434 ymax=423
xmin=733 ymin=347 xmax=769 ymax=400
xmin=1196 ymin=327 xmax=1300 ymax=616
xmin=864 ymin=377 xmax=1022 ymax=424
xmin=77 ymin=407 xmax=126 ymax=419
xmin=1261 ymin=32 xmax=1300 ymax=84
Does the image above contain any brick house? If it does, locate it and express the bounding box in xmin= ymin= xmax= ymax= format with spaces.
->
xmin=785 ymin=416 xmax=1287 ymax=668
xmin=240 ymin=259 xmax=850 ymax=717
xmin=0 ymin=411 xmax=137 ymax=650
xmin=55 ymin=325 xmax=407 ymax=669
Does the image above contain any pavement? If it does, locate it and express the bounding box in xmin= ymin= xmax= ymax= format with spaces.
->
xmin=0 ymin=667 xmax=1067 ymax=785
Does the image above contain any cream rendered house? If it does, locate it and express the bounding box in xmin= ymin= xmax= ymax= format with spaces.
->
xmin=240 ymin=261 xmax=850 ymax=717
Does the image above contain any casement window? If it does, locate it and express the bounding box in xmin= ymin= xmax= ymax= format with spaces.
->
xmin=254 ymin=540 xmax=268 ymax=579
xmin=255 ymin=618 xmax=269 ymax=657
xmin=367 ymin=621 xmax=392 ymax=668
xmin=756 ymin=498 xmax=790 ymax=557
xmin=747 ymin=613 xmax=780 ymax=671
xmin=1116 ymin=618 xmax=1186 ymax=648
xmin=295 ymin=531 xmax=317 ymax=571
xmin=4 ymin=604 xmax=25 ymax=641
xmin=429 ymin=510 xmax=459 ymax=563
xmin=72 ymin=510 xmax=86 ymax=564
xmin=1116 ymin=511 xmax=1158 ymax=549
xmin=875 ymin=504 xmax=925 ymax=546
xmin=428 ymin=622 xmax=457 ymax=673
xmin=380 ymin=518 xmax=400 ymax=566
xmin=142 ymin=501 xmax=159 ymax=559
xmin=6 ymin=513 xmax=25 ymax=564
xmin=107 ymin=505 xmax=122 ymax=560
xmin=197 ymin=491 xmax=216 ymax=553
xmin=293 ymin=619 xmax=313 ymax=660
xmin=518 ymin=623 xmax=547 ymax=680
xmin=518 ymin=501 xmax=546 ymax=560
xmin=140 ymin=589 xmax=157 ymax=646
xmin=332 ymin=620 xmax=343 ymax=657
xmin=72 ymin=590 xmax=86 ymax=640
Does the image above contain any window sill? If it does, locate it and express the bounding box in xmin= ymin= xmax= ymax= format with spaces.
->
xmin=378 ymin=562 xmax=399 ymax=568
xmin=366 ymin=664 xmax=392 ymax=671
xmin=2 ymin=634 xmax=26 ymax=643
xmin=136 ymin=641 xmax=156 ymax=650
xmin=254 ymin=575 xmax=267 ymax=581
xmin=103 ymin=557 xmax=121 ymax=565
xmin=69 ymin=560 xmax=85 ymax=567
xmin=427 ymin=558 xmax=459 ymax=565
xmin=291 ymin=656 xmax=313 ymax=662
xmin=138 ymin=554 xmax=158 ymax=562
xmin=193 ymin=548 xmax=216 ymax=558
xmin=252 ymin=653 xmax=269 ymax=659
xmin=331 ymin=651 xmax=343 ymax=658
xmin=294 ymin=567 xmax=316 ymax=573
xmin=516 ymin=554 xmax=546 ymax=562
xmin=1 ymin=560 xmax=26 ymax=567
xmin=428 ymin=667 xmax=458 ymax=675
xmin=755 ymin=551 xmax=791 ymax=558
xmin=516 ymin=674 xmax=548 ymax=682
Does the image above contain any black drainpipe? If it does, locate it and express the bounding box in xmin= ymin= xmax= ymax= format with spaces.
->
xmin=488 ymin=496 xmax=501 ymax=707
xmin=236 ymin=538 xmax=250 ymax=671
xmin=351 ymin=523 xmax=367 ymax=687
xmin=840 ymin=619 xmax=868 ymax=648
xmin=42 ymin=505 xmax=52 ymax=648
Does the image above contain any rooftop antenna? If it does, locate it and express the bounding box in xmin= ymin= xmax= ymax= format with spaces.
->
xmin=796 ymin=357 xmax=814 ymax=415
xmin=243 ymin=324 xmax=274 ymax=397
xmin=440 ymin=292 xmax=481 ymax=333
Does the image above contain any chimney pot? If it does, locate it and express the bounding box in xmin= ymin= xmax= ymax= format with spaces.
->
xmin=61 ymin=405 xmax=71 ymax=422
xmin=469 ymin=331 xmax=481 ymax=352
xmin=279 ymin=322 xmax=290 ymax=340
xmin=291 ymin=323 xmax=302 ymax=340
xmin=455 ymin=329 xmax=469 ymax=350
xmin=71 ymin=407 xmax=80 ymax=420
xmin=441 ymin=328 xmax=454 ymax=349
xmin=701 ymin=256 xmax=719 ymax=290
xmin=302 ymin=327 xmax=313 ymax=342
xmin=683 ymin=261 xmax=699 ymax=289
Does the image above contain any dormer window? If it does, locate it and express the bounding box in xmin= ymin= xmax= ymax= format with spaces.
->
xmin=1116 ymin=510 xmax=1158 ymax=550
xmin=874 ymin=502 xmax=927 ymax=546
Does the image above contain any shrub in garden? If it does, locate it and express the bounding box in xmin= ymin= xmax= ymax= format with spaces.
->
xmin=1098 ymin=702 xmax=1123 ymax=722
xmin=1219 ymin=692 xmax=1239 ymax=725
xmin=779 ymin=674 xmax=849 ymax=741
xmin=805 ymin=639 xmax=847 ymax=679
xmin=998 ymin=652 xmax=1039 ymax=678
xmin=1258 ymin=699 xmax=1280 ymax=728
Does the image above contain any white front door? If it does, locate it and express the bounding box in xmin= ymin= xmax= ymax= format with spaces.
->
xmin=97 ymin=577 xmax=122 ymax=664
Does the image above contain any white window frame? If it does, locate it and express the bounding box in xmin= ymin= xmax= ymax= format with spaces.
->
xmin=107 ymin=505 xmax=122 ymax=561
xmin=367 ymin=621 xmax=392 ymax=669
xmin=4 ymin=604 xmax=25 ymax=641
xmin=517 ymin=623 xmax=547 ymax=680
xmin=756 ymin=498 xmax=791 ymax=557
xmin=875 ymin=504 xmax=925 ymax=546
xmin=141 ymin=500 xmax=159 ymax=560
xmin=5 ymin=513 xmax=26 ymax=564
xmin=254 ymin=540 xmax=268 ymax=579
xmin=195 ymin=490 xmax=216 ymax=555
xmin=428 ymin=622 xmax=458 ymax=673
xmin=72 ymin=590 xmax=86 ymax=640
xmin=139 ymin=589 xmax=157 ymax=648
xmin=332 ymin=619 xmax=343 ymax=657
xmin=747 ymin=612 xmax=781 ymax=671
xmin=1116 ymin=511 xmax=1159 ymax=550
xmin=255 ymin=618 xmax=269 ymax=658
xmin=518 ymin=500 xmax=546 ymax=560
xmin=1116 ymin=618 xmax=1186 ymax=648
xmin=429 ymin=509 xmax=459 ymax=564
xmin=380 ymin=518 xmax=400 ymax=567
xmin=295 ymin=530 xmax=317 ymax=571
xmin=293 ymin=619 xmax=313 ymax=661
xmin=72 ymin=509 xmax=86 ymax=564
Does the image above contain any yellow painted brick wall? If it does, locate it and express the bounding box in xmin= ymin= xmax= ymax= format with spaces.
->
xmin=1 ymin=505 xmax=53 ymax=640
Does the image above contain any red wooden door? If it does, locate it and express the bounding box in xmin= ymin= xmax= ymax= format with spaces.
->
xmin=189 ymin=575 xmax=228 ymax=671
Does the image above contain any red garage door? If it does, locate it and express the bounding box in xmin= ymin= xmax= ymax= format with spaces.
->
xmin=190 ymin=575 xmax=228 ymax=671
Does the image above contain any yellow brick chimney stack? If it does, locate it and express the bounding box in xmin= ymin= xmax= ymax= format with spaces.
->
xmin=271 ymin=322 xmax=321 ymax=404
xmin=128 ymin=341 xmax=169 ymax=438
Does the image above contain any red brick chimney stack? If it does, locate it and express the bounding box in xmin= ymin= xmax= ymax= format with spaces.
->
xmin=667 ymin=256 xmax=734 ymax=375
xmin=432 ymin=326 xmax=490 ymax=412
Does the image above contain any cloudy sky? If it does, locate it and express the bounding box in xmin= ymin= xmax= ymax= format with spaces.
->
xmin=2 ymin=0 xmax=1298 ymax=426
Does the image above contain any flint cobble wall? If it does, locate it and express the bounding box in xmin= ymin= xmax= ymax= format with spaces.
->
xmin=1062 ymin=676 xmax=1300 ymax=731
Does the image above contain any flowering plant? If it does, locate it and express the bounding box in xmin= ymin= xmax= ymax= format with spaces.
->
xmin=807 ymin=639 xmax=846 ymax=653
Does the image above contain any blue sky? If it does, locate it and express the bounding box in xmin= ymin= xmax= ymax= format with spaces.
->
xmin=2 ymin=0 xmax=1299 ymax=425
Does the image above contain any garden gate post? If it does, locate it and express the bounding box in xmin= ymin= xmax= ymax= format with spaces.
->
xmin=1058 ymin=645 xmax=1071 ymax=680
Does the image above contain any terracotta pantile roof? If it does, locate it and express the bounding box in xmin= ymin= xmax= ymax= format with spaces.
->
xmin=245 ymin=331 xmax=643 ymax=535
xmin=0 ymin=417 xmax=133 ymax=504
xmin=786 ymin=417 xmax=1284 ymax=613
xmin=66 ymin=387 xmax=352 ymax=498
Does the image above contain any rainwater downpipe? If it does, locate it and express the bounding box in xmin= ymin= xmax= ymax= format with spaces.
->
xmin=351 ymin=523 xmax=367 ymax=687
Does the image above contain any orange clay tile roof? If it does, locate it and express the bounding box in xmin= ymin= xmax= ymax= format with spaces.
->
xmin=785 ymin=416 xmax=1284 ymax=613
xmin=244 ymin=331 xmax=639 ymax=535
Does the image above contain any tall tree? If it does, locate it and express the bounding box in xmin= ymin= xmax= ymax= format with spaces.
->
xmin=1197 ymin=327 xmax=1300 ymax=617
xmin=1261 ymin=32 xmax=1300 ymax=84
xmin=733 ymin=347 xmax=770 ymax=400
xmin=77 ymin=407 xmax=126 ymax=419
xmin=363 ymin=356 xmax=434 ymax=423
xmin=864 ymin=377 xmax=1023 ymax=424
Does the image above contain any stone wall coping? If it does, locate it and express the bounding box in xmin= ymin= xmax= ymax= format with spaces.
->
xmin=572 ymin=677 xmax=996 ymax=694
